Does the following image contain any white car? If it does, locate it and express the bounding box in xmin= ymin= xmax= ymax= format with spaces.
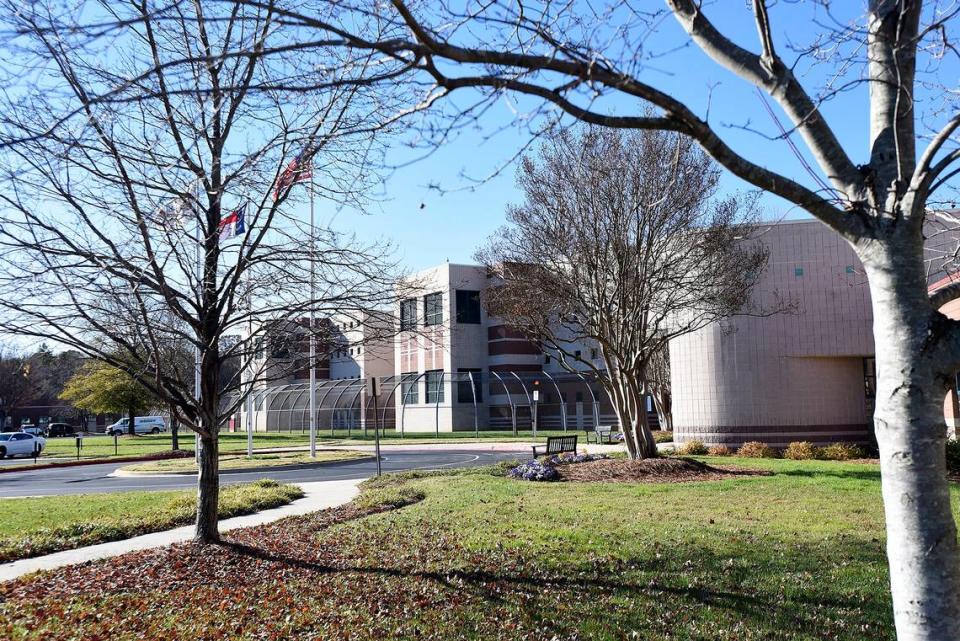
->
xmin=106 ymin=416 xmax=167 ymax=436
xmin=0 ymin=432 xmax=46 ymax=458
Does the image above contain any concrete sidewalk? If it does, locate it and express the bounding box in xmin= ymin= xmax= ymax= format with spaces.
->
xmin=0 ymin=478 xmax=363 ymax=583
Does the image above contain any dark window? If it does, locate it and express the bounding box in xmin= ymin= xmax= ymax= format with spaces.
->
xmin=795 ymin=266 xmax=804 ymax=277
xmin=457 ymin=368 xmax=483 ymax=403
xmin=574 ymin=350 xmax=582 ymax=359
xmin=590 ymin=348 xmax=598 ymax=360
xmin=575 ymin=391 xmax=584 ymax=403
xmin=424 ymin=292 xmax=443 ymax=326
xmin=455 ymin=290 xmax=481 ymax=324
xmin=400 ymin=299 xmax=417 ymax=331
xmin=425 ymin=369 xmax=444 ymax=403
xmin=401 ymin=372 xmax=418 ymax=404
xmin=544 ymin=354 xmax=551 ymax=364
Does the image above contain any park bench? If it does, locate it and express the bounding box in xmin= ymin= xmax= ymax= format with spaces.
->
xmin=585 ymin=425 xmax=617 ymax=444
xmin=532 ymin=434 xmax=578 ymax=458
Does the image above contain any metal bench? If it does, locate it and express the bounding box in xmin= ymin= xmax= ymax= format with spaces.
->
xmin=532 ymin=435 xmax=578 ymax=458
xmin=586 ymin=425 xmax=616 ymax=444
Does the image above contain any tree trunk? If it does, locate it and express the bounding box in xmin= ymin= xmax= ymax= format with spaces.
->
xmin=171 ymin=417 xmax=179 ymax=451
xmin=127 ymin=403 xmax=136 ymax=436
xmin=194 ymin=429 xmax=220 ymax=544
xmin=862 ymin=240 xmax=960 ymax=639
xmin=608 ymin=372 xmax=656 ymax=459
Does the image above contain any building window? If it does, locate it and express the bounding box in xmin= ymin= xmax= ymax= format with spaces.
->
xmin=544 ymin=354 xmax=551 ymax=364
xmin=575 ymin=391 xmax=583 ymax=403
xmin=590 ymin=348 xmax=598 ymax=360
xmin=845 ymin=265 xmax=855 ymax=274
xmin=401 ymin=372 xmax=419 ymax=405
xmin=425 ymin=369 xmax=444 ymax=403
xmin=574 ymin=350 xmax=582 ymax=359
xmin=794 ymin=266 xmax=804 ymax=277
xmin=424 ymin=292 xmax=443 ymax=326
xmin=400 ymin=299 xmax=417 ymax=331
xmin=455 ymin=290 xmax=481 ymax=324
xmin=457 ymin=368 xmax=483 ymax=403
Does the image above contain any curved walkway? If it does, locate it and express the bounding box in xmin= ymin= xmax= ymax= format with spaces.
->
xmin=0 ymin=478 xmax=361 ymax=582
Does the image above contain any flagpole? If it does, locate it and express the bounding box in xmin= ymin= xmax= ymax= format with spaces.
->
xmin=308 ymin=171 xmax=317 ymax=458
xmin=245 ymin=267 xmax=254 ymax=458
xmin=194 ymin=196 xmax=202 ymax=467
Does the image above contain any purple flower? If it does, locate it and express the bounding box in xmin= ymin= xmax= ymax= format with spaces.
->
xmin=508 ymin=460 xmax=560 ymax=482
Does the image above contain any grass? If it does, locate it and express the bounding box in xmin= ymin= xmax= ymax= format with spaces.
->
xmin=0 ymin=479 xmax=303 ymax=563
xmin=121 ymin=449 xmax=370 ymax=473
xmin=1 ymin=455 xmax=937 ymax=639
xmin=38 ymin=428 xmax=622 ymax=461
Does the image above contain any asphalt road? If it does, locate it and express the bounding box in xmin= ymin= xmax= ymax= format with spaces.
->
xmin=0 ymin=448 xmax=525 ymax=497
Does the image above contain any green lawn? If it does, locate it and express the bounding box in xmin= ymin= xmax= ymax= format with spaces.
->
xmin=39 ymin=428 xmax=641 ymax=461
xmin=0 ymin=479 xmax=303 ymax=563
xmin=121 ymin=449 xmax=370 ymax=473
xmin=1 ymin=456 xmax=936 ymax=639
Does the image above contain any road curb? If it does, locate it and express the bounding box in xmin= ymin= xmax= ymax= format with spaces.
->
xmin=0 ymin=451 xmax=192 ymax=474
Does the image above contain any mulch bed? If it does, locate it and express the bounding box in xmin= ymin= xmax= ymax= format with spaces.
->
xmin=555 ymin=457 xmax=771 ymax=483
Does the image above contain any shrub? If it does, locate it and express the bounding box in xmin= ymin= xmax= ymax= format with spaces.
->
xmin=508 ymin=460 xmax=560 ymax=482
xmin=707 ymin=445 xmax=732 ymax=456
xmin=784 ymin=441 xmax=820 ymax=460
xmin=547 ymin=453 xmax=608 ymax=465
xmin=820 ymin=442 xmax=867 ymax=461
xmin=737 ymin=441 xmax=779 ymax=458
xmin=947 ymin=439 xmax=960 ymax=473
xmin=653 ymin=430 xmax=674 ymax=444
xmin=676 ymin=440 xmax=708 ymax=455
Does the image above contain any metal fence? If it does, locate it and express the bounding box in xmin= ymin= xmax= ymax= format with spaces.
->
xmin=226 ymin=370 xmax=636 ymax=436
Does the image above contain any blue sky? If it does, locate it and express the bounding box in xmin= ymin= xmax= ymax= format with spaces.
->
xmin=313 ymin=3 xmax=912 ymax=273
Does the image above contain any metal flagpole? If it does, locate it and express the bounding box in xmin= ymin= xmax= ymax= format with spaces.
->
xmin=194 ymin=196 xmax=202 ymax=466
xmin=245 ymin=271 xmax=254 ymax=457
xmin=308 ymin=170 xmax=317 ymax=458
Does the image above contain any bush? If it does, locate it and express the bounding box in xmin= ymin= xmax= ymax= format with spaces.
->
xmin=820 ymin=442 xmax=867 ymax=461
xmin=707 ymin=445 xmax=732 ymax=456
xmin=546 ymin=453 xmax=608 ymax=465
xmin=947 ymin=439 xmax=960 ymax=472
xmin=653 ymin=430 xmax=674 ymax=444
xmin=737 ymin=441 xmax=779 ymax=458
xmin=784 ymin=441 xmax=820 ymax=460
xmin=676 ymin=440 xmax=708 ymax=455
xmin=508 ymin=460 xmax=560 ymax=482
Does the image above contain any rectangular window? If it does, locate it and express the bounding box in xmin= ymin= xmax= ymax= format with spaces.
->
xmin=574 ymin=350 xmax=582 ymax=359
xmin=400 ymin=372 xmax=419 ymax=405
xmin=544 ymin=354 xmax=551 ymax=364
xmin=424 ymin=292 xmax=443 ymax=326
xmin=590 ymin=348 xmax=598 ymax=360
xmin=457 ymin=368 xmax=483 ymax=403
xmin=400 ymin=299 xmax=417 ymax=331
xmin=455 ymin=290 xmax=481 ymax=324
xmin=425 ymin=369 xmax=444 ymax=403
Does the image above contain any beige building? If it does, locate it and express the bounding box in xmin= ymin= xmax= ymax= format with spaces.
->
xmin=671 ymin=218 xmax=958 ymax=448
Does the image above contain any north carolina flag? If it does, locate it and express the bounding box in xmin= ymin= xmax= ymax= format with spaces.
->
xmin=273 ymin=148 xmax=313 ymax=200
xmin=218 ymin=203 xmax=246 ymax=241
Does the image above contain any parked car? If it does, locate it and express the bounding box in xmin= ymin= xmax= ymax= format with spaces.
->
xmin=19 ymin=425 xmax=46 ymax=437
xmin=106 ymin=416 xmax=167 ymax=436
xmin=47 ymin=423 xmax=76 ymax=438
xmin=0 ymin=432 xmax=45 ymax=458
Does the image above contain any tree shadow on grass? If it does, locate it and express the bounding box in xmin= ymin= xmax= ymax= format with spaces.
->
xmin=218 ymin=533 xmax=893 ymax=639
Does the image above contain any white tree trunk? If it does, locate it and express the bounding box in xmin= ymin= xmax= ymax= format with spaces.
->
xmin=863 ymin=245 xmax=960 ymax=639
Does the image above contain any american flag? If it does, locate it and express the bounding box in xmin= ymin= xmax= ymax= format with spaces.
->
xmin=273 ymin=148 xmax=313 ymax=201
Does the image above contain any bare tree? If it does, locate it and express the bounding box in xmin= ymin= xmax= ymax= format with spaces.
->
xmin=477 ymin=127 xmax=766 ymax=458
xmin=0 ymin=1 xmax=403 ymax=543
xmin=0 ymin=347 xmax=37 ymax=430
xmin=647 ymin=345 xmax=672 ymax=434
xmin=241 ymin=1 xmax=960 ymax=634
